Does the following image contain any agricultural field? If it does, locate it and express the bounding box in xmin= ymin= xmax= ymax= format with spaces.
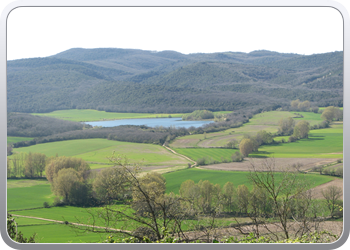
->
xmin=250 ymin=123 xmax=343 ymax=158
xmin=7 ymin=109 xmax=343 ymax=243
xmin=7 ymin=183 xmax=55 ymax=211
xmin=8 ymin=167 xmax=336 ymax=243
xmin=7 ymin=136 xmax=34 ymax=144
xmin=169 ymin=111 xmax=324 ymax=148
xmin=30 ymin=109 xmax=231 ymax=122
xmin=163 ymin=168 xmax=335 ymax=194
xmin=174 ymin=148 xmax=240 ymax=163
xmin=31 ymin=109 xmax=184 ymax=122
xmin=10 ymin=138 xmax=191 ymax=169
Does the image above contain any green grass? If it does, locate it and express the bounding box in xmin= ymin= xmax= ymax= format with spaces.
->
xmin=11 ymin=138 xmax=190 ymax=167
xmin=251 ymin=124 xmax=343 ymax=158
xmin=7 ymin=136 xmax=34 ymax=144
xmin=16 ymin=223 xmax=112 ymax=243
xmin=31 ymin=109 xmax=232 ymax=122
xmin=7 ymin=179 xmax=50 ymax=189
xmin=173 ymin=148 xmax=239 ymax=162
xmin=7 ymin=184 xmax=55 ymax=211
xmin=170 ymin=111 xmax=324 ymax=148
xmin=164 ymin=168 xmax=334 ymax=194
xmin=248 ymin=111 xmax=322 ymax=126
xmin=31 ymin=109 xmax=184 ymax=122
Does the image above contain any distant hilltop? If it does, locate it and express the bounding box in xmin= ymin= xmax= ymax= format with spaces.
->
xmin=7 ymin=48 xmax=343 ymax=113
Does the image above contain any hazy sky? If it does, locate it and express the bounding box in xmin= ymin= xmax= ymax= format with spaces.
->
xmin=5 ymin=6 xmax=345 ymax=60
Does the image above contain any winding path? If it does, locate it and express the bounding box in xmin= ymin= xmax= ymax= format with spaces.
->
xmin=162 ymin=145 xmax=197 ymax=167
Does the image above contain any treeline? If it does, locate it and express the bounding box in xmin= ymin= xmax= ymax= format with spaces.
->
xmin=7 ymin=152 xmax=46 ymax=178
xmin=13 ymin=152 xmax=342 ymax=243
xmin=7 ymin=113 xmax=87 ymax=137
xmin=182 ymin=110 xmax=214 ymax=120
xmin=11 ymin=109 xmax=253 ymax=148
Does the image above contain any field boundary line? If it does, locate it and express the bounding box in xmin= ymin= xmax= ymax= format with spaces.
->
xmin=11 ymin=214 xmax=131 ymax=233
xmin=163 ymin=145 xmax=197 ymax=167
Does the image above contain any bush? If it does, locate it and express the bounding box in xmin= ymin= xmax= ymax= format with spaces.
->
xmin=52 ymin=197 xmax=65 ymax=207
xmin=231 ymin=151 xmax=244 ymax=162
xmin=288 ymin=136 xmax=297 ymax=142
xmin=335 ymin=168 xmax=343 ymax=177
xmin=43 ymin=202 xmax=50 ymax=208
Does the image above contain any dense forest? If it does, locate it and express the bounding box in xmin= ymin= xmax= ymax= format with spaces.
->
xmin=7 ymin=48 xmax=343 ymax=113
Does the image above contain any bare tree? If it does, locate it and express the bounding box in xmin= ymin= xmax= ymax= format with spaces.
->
xmin=80 ymin=154 xmax=191 ymax=242
xmin=321 ymin=185 xmax=342 ymax=218
xmin=247 ymin=158 xmax=311 ymax=240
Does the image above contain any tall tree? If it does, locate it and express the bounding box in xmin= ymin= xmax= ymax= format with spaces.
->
xmin=239 ymin=138 xmax=255 ymax=157
xmin=278 ymin=117 xmax=295 ymax=135
xmin=93 ymin=166 xmax=130 ymax=203
xmin=45 ymin=156 xmax=90 ymax=183
xmin=293 ymin=121 xmax=310 ymax=139
xmin=52 ymin=168 xmax=82 ymax=203
xmin=321 ymin=106 xmax=343 ymax=122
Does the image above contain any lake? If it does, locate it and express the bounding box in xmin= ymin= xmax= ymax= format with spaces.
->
xmin=83 ymin=117 xmax=214 ymax=129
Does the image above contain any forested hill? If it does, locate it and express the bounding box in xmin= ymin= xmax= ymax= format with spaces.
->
xmin=7 ymin=48 xmax=343 ymax=113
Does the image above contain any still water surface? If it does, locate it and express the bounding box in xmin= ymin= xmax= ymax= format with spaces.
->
xmin=83 ymin=117 xmax=214 ymax=128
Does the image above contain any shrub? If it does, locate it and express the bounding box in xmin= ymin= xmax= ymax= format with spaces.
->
xmin=231 ymin=151 xmax=244 ymax=162
xmin=288 ymin=136 xmax=297 ymax=142
xmin=52 ymin=197 xmax=65 ymax=207
xmin=43 ymin=202 xmax=50 ymax=208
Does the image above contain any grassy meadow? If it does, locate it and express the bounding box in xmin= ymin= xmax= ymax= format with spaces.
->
xmin=7 ymin=109 xmax=343 ymax=243
xmin=250 ymin=123 xmax=343 ymax=158
xmin=169 ymin=111 xmax=324 ymax=148
xmin=30 ymin=109 xmax=232 ymax=122
xmin=31 ymin=109 xmax=185 ymax=122
xmin=174 ymin=148 xmax=239 ymax=162
xmin=10 ymin=138 xmax=190 ymax=169
xmin=163 ymin=168 xmax=334 ymax=194
xmin=7 ymin=136 xmax=34 ymax=144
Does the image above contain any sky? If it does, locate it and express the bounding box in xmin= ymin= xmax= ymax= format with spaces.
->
xmin=3 ymin=5 xmax=345 ymax=60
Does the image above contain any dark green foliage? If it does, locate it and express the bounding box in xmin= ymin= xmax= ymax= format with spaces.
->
xmin=10 ymin=111 xmax=251 ymax=147
xmin=231 ymin=151 xmax=244 ymax=162
xmin=7 ymin=49 xmax=343 ymax=113
xmin=7 ymin=112 xmax=86 ymax=138
xmin=182 ymin=110 xmax=214 ymax=120
xmin=7 ymin=214 xmax=36 ymax=243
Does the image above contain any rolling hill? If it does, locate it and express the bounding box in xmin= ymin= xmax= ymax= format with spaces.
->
xmin=7 ymin=48 xmax=343 ymax=113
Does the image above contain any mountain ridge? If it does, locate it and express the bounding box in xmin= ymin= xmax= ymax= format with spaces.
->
xmin=7 ymin=48 xmax=343 ymax=113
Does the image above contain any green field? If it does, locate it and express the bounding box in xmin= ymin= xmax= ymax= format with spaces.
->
xmin=164 ymin=168 xmax=334 ymax=194
xmin=7 ymin=166 xmax=336 ymax=242
xmin=31 ymin=109 xmax=232 ymax=122
xmin=174 ymin=148 xmax=239 ymax=162
xmin=7 ymin=136 xmax=34 ymax=144
xmin=11 ymin=138 xmax=190 ymax=168
xmin=7 ymin=179 xmax=50 ymax=189
xmin=251 ymin=124 xmax=343 ymax=158
xmin=248 ymin=111 xmax=322 ymax=126
xmin=16 ymin=223 xmax=111 ymax=243
xmin=7 ymin=109 xmax=343 ymax=243
xmin=7 ymin=184 xmax=55 ymax=211
xmin=172 ymin=124 xmax=342 ymax=161
xmin=31 ymin=109 xmax=184 ymax=122
xmin=170 ymin=111 xmax=325 ymax=148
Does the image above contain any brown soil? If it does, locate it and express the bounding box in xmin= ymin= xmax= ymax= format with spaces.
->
xmin=309 ymin=178 xmax=343 ymax=200
xmin=185 ymin=221 xmax=343 ymax=243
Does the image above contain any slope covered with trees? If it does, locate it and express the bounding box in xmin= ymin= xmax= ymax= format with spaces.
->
xmin=7 ymin=48 xmax=343 ymax=113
